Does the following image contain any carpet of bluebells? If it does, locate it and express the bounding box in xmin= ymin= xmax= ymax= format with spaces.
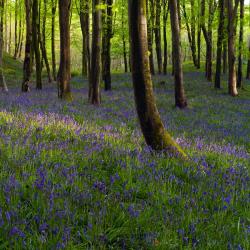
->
xmin=0 ymin=57 xmax=249 ymax=249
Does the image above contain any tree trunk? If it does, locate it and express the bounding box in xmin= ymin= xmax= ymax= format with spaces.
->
xmin=22 ymin=0 xmax=32 ymax=92
xmin=214 ymin=0 xmax=225 ymax=89
xmin=18 ymin=17 xmax=24 ymax=58
xmin=121 ymin=0 xmax=128 ymax=73
xmin=51 ymin=0 xmax=57 ymax=81
xmin=89 ymin=0 xmax=102 ymax=104
xmin=170 ymin=0 xmax=187 ymax=109
xmin=146 ymin=0 xmax=155 ymax=75
xmin=237 ymin=0 xmax=244 ymax=88
xmin=79 ymin=0 xmax=90 ymax=77
xmin=8 ymin=10 xmax=11 ymax=54
xmin=163 ymin=0 xmax=168 ymax=74
xmin=58 ymin=0 xmax=72 ymax=100
xmin=201 ymin=0 xmax=213 ymax=81
xmin=14 ymin=0 xmax=18 ymax=59
xmin=102 ymin=0 xmax=113 ymax=91
xmin=0 ymin=0 xmax=7 ymax=92
xmin=154 ymin=0 xmax=163 ymax=74
xmin=246 ymin=43 xmax=250 ymax=79
xmin=40 ymin=0 xmax=52 ymax=83
xmin=128 ymin=0 xmax=186 ymax=157
xmin=182 ymin=0 xmax=197 ymax=67
xmin=223 ymin=38 xmax=227 ymax=74
xmin=197 ymin=0 xmax=201 ymax=69
xmin=227 ymin=0 xmax=239 ymax=96
xmin=32 ymin=0 xmax=42 ymax=89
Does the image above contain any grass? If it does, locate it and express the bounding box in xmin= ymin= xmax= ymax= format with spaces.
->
xmin=0 ymin=54 xmax=249 ymax=249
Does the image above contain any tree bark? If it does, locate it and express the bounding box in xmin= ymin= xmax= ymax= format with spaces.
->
xmin=51 ymin=0 xmax=57 ymax=81
xmin=22 ymin=0 xmax=32 ymax=92
xmin=0 ymin=0 xmax=7 ymax=92
xmin=163 ymin=0 xmax=168 ymax=74
xmin=128 ymin=0 xmax=186 ymax=157
xmin=182 ymin=0 xmax=197 ymax=67
xmin=227 ymin=0 xmax=239 ymax=96
xmin=39 ymin=0 xmax=52 ymax=83
xmin=13 ymin=0 xmax=18 ymax=59
xmin=89 ymin=0 xmax=102 ymax=104
xmin=214 ymin=0 xmax=225 ymax=89
xmin=154 ymin=0 xmax=163 ymax=74
xmin=237 ymin=0 xmax=244 ymax=88
xmin=58 ymin=0 xmax=72 ymax=100
xmin=121 ymin=0 xmax=128 ymax=73
xmin=169 ymin=0 xmax=187 ymax=108
xmin=102 ymin=0 xmax=113 ymax=91
xmin=201 ymin=0 xmax=214 ymax=81
xmin=79 ymin=0 xmax=90 ymax=77
xmin=146 ymin=0 xmax=155 ymax=75
xmin=32 ymin=0 xmax=42 ymax=89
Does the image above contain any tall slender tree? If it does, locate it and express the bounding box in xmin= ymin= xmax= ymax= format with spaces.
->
xmin=40 ymin=0 xmax=52 ymax=83
xmin=169 ymin=0 xmax=187 ymax=108
xmin=0 ymin=0 xmax=7 ymax=92
xmin=89 ymin=0 xmax=102 ymax=104
xmin=154 ymin=0 xmax=163 ymax=74
xmin=51 ymin=0 xmax=57 ymax=81
xmin=79 ymin=0 xmax=90 ymax=77
xmin=227 ymin=0 xmax=239 ymax=96
xmin=146 ymin=0 xmax=155 ymax=75
xmin=237 ymin=0 xmax=244 ymax=88
xmin=102 ymin=0 xmax=113 ymax=91
xmin=22 ymin=0 xmax=32 ymax=92
xmin=214 ymin=0 xmax=225 ymax=89
xmin=128 ymin=0 xmax=186 ymax=157
xmin=58 ymin=0 xmax=72 ymax=100
xmin=32 ymin=0 xmax=42 ymax=89
xmin=162 ymin=0 xmax=169 ymax=75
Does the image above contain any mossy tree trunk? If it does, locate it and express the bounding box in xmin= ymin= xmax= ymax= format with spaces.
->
xmin=58 ymin=0 xmax=72 ymax=100
xmin=169 ymin=0 xmax=187 ymax=109
xmin=89 ymin=0 xmax=102 ymax=105
xmin=128 ymin=0 xmax=186 ymax=158
xmin=22 ymin=0 xmax=32 ymax=92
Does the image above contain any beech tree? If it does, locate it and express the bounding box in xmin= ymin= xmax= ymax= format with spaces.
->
xmin=58 ymin=0 xmax=72 ymax=100
xmin=102 ymin=0 xmax=113 ymax=91
xmin=51 ymin=0 xmax=57 ymax=81
xmin=22 ymin=0 xmax=32 ymax=92
xmin=227 ymin=0 xmax=239 ymax=97
xmin=0 ymin=0 xmax=7 ymax=92
xmin=237 ymin=0 xmax=244 ymax=88
xmin=128 ymin=0 xmax=186 ymax=157
xmin=79 ymin=0 xmax=90 ymax=77
xmin=89 ymin=0 xmax=102 ymax=104
xmin=32 ymin=0 xmax=42 ymax=89
xmin=154 ymin=0 xmax=163 ymax=74
xmin=214 ymin=0 xmax=225 ymax=89
xmin=169 ymin=0 xmax=187 ymax=108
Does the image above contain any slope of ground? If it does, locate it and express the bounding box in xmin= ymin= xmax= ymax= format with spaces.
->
xmin=0 ymin=55 xmax=249 ymax=249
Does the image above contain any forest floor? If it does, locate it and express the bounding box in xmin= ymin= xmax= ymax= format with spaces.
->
xmin=0 ymin=54 xmax=249 ymax=249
